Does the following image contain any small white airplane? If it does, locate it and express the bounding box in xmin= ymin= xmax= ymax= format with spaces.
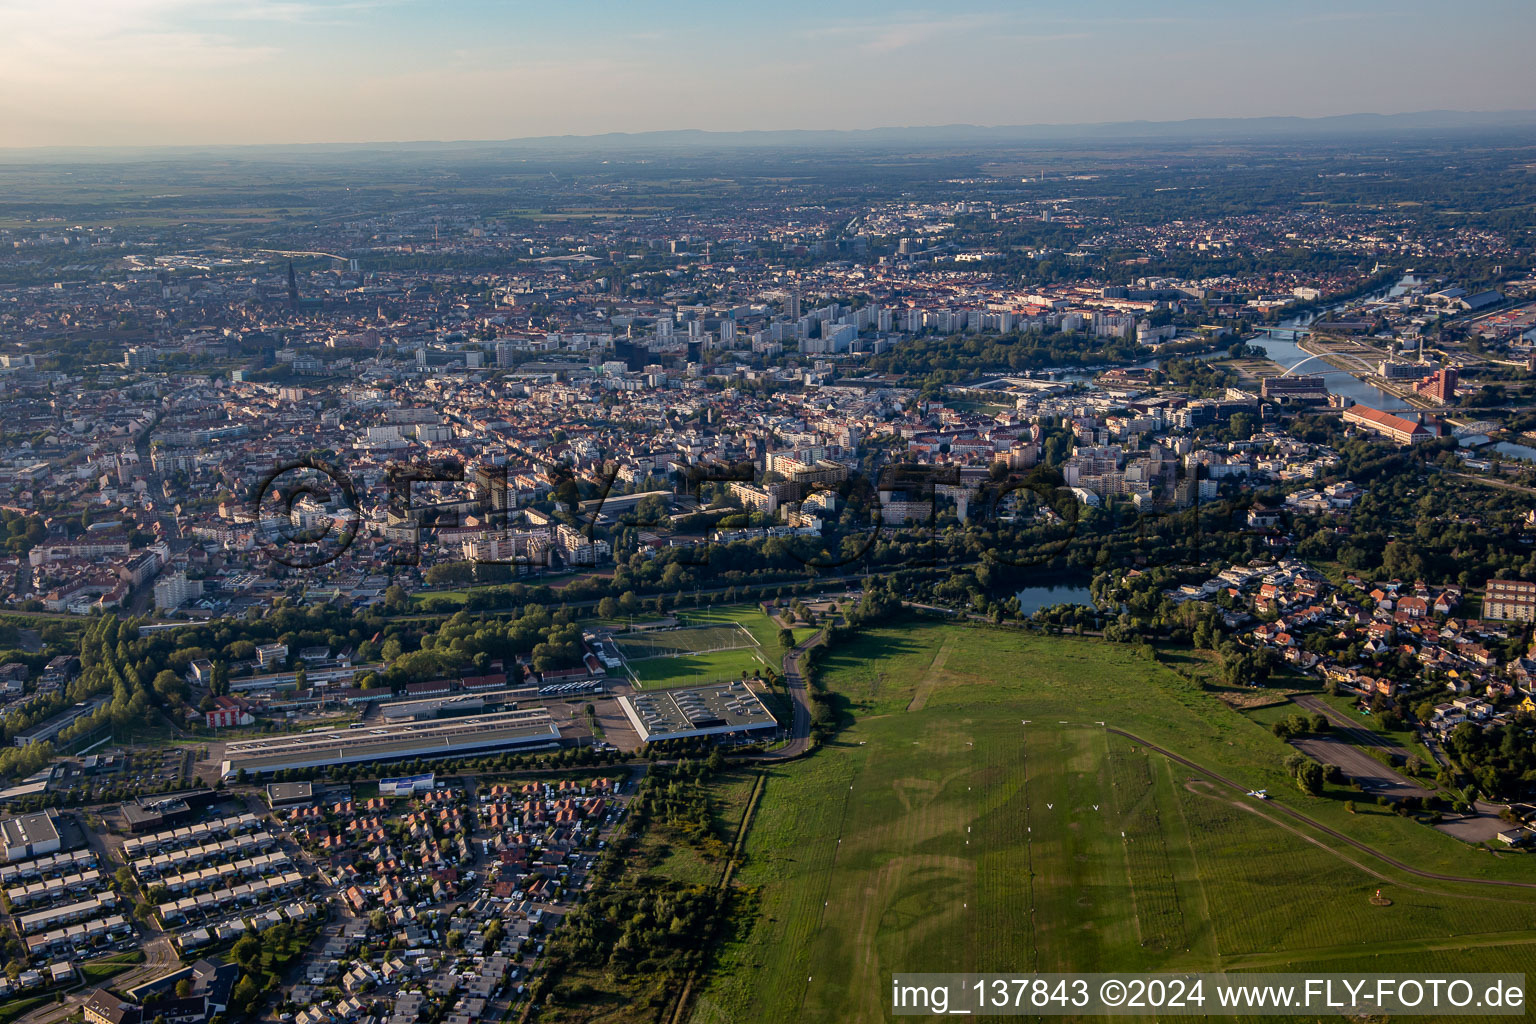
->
xmin=1247 ymin=789 xmax=1270 ymax=800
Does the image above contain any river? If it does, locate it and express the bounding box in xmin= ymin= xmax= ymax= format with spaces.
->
xmin=1028 ymin=275 xmax=1421 ymax=410
xmin=1490 ymin=441 xmax=1536 ymax=463
xmin=1242 ymin=274 xmax=1424 ymax=410
xmin=1242 ymin=333 xmax=1410 ymax=410
xmin=1132 ymin=275 xmax=1421 ymax=409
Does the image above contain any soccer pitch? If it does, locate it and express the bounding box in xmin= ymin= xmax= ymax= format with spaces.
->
xmin=690 ymin=623 xmax=1536 ymax=1024
xmin=614 ymin=622 xmax=768 ymax=689
xmin=614 ymin=623 xmax=757 ymax=660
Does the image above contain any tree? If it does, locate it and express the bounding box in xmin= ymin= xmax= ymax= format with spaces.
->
xmin=553 ymin=479 xmax=581 ymax=513
xmin=1294 ymin=760 xmax=1324 ymax=796
xmin=175 ymin=979 xmax=193 ymax=998
xmin=209 ymin=662 xmax=229 ymax=697
xmin=152 ymin=670 xmax=187 ymax=705
xmin=231 ymin=974 xmax=262 ymax=1015
xmin=778 ymin=628 xmax=795 ymax=650
xmin=596 ymin=596 xmax=619 ymax=619
xmin=232 ymin=934 xmax=262 ymax=971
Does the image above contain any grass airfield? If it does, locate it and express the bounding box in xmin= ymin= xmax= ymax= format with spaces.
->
xmin=691 ymin=622 xmax=1536 ymax=1024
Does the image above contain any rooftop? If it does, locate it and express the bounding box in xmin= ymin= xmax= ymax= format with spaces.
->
xmin=221 ymin=708 xmax=560 ymax=777
xmin=619 ymin=682 xmax=777 ymax=743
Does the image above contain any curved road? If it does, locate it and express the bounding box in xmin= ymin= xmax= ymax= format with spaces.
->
xmin=16 ymin=936 xmax=179 ymax=1024
xmin=1108 ymin=727 xmax=1536 ymax=890
xmin=743 ymin=629 xmax=827 ymax=762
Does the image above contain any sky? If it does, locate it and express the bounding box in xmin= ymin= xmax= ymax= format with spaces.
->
xmin=2 ymin=0 xmax=1534 ymax=149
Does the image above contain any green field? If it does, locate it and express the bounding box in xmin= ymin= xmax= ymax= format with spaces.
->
xmin=691 ymin=622 xmax=1536 ymax=1024
xmin=616 ymin=614 xmax=784 ymax=689
xmin=624 ymin=647 xmax=770 ymax=688
xmin=77 ymin=950 xmax=146 ymax=985
xmin=615 ymin=624 xmax=756 ymax=659
xmin=677 ymin=603 xmax=811 ymax=649
xmin=0 ymin=995 xmax=49 ymax=1024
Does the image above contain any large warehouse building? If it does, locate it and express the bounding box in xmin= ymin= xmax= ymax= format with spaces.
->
xmin=1 ymin=810 xmax=64 ymax=863
xmin=618 ymin=682 xmax=778 ymax=743
xmin=220 ymin=708 xmax=560 ymax=778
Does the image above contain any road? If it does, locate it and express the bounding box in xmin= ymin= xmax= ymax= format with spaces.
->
xmin=1288 ymin=733 xmax=1431 ymax=801
xmin=1291 ymin=694 xmax=1415 ymax=758
xmin=1450 ymin=472 xmax=1536 ymax=494
xmin=745 ymin=628 xmax=826 ymax=761
xmin=15 ymin=935 xmax=179 ymax=1024
xmin=1108 ymin=727 xmax=1536 ymax=890
xmin=1286 ymin=693 xmax=1432 ymax=800
xmin=1291 ymin=694 xmax=1512 ymax=843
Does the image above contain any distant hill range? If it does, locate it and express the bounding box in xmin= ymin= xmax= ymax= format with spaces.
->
xmin=8 ymin=109 xmax=1536 ymax=162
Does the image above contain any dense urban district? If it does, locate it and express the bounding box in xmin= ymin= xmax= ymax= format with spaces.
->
xmin=1 ymin=124 xmax=1536 ymax=1023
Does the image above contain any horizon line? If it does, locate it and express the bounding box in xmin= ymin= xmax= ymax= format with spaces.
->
xmin=5 ymin=107 xmax=1536 ymax=158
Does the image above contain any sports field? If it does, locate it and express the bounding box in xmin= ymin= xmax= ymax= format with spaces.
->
xmin=614 ymin=623 xmax=756 ymax=660
xmin=691 ymin=622 xmax=1536 ymax=1024
xmin=615 ymin=620 xmax=769 ymax=688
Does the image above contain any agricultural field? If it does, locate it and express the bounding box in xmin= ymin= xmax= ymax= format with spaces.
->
xmin=690 ymin=621 xmax=1536 ymax=1024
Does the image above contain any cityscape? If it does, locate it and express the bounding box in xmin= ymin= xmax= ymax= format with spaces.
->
xmin=2 ymin=3 xmax=1536 ymax=1023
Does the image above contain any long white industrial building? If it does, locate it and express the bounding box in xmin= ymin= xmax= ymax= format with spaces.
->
xmin=220 ymin=708 xmax=561 ymax=778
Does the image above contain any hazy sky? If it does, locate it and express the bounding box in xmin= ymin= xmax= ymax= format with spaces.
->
xmin=3 ymin=0 xmax=1534 ymax=148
